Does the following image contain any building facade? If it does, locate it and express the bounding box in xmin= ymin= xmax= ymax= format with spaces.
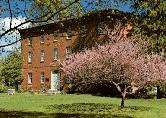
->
xmin=19 ymin=10 xmax=132 ymax=91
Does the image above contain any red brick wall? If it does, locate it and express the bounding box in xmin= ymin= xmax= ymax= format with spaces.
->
xmin=21 ymin=13 xmax=133 ymax=90
xmin=21 ymin=31 xmax=77 ymax=90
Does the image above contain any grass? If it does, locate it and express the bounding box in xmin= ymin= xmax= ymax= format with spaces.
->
xmin=0 ymin=93 xmax=165 ymax=118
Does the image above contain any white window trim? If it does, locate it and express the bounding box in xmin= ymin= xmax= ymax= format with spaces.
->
xmin=28 ymin=73 xmax=32 ymax=84
xmin=98 ymin=22 xmax=105 ymax=34
xmin=28 ymin=37 xmax=32 ymax=45
xmin=66 ymin=29 xmax=72 ymax=39
xmin=66 ymin=36 xmax=71 ymax=40
xmin=28 ymin=52 xmax=32 ymax=63
xmin=40 ymin=35 xmax=45 ymax=44
xmin=41 ymin=50 xmax=45 ymax=62
xmin=28 ymin=40 xmax=31 ymax=45
xmin=80 ymin=25 xmax=87 ymax=37
xmin=54 ymin=31 xmax=58 ymax=42
xmin=66 ymin=47 xmax=72 ymax=58
xmin=41 ymin=72 xmax=45 ymax=83
xmin=54 ymin=57 xmax=58 ymax=61
xmin=54 ymin=48 xmax=58 ymax=60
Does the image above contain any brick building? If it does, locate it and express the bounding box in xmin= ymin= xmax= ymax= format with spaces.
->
xmin=19 ymin=10 xmax=132 ymax=91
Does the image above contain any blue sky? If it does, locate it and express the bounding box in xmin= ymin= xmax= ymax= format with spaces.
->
xmin=0 ymin=0 xmax=32 ymax=57
xmin=81 ymin=0 xmax=131 ymax=12
xmin=0 ymin=0 xmax=131 ymax=58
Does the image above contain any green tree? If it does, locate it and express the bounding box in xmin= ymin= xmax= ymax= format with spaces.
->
xmin=79 ymin=0 xmax=166 ymax=56
xmin=30 ymin=0 xmax=84 ymax=21
xmin=131 ymin=0 xmax=166 ymax=56
xmin=0 ymin=50 xmax=22 ymax=90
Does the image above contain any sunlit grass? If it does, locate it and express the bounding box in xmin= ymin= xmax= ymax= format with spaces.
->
xmin=0 ymin=93 xmax=165 ymax=118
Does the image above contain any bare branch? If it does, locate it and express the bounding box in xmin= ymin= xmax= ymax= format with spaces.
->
xmin=7 ymin=0 xmax=12 ymax=29
xmin=0 ymin=0 xmax=80 ymax=48
xmin=112 ymin=81 xmax=121 ymax=93
xmin=0 ymin=20 xmax=34 ymax=39
xmin=0 ymin=38 xmax=21 ymax=48
xmin=126 ymin=86 xmax=131 ymax=91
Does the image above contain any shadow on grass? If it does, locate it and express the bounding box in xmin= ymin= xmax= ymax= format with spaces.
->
xmin=46 ymin=103 xmax=149 ymax=118
xmin=0 ymin=111 xmax=132 ymax=118
xmin=0 ymin=103 xmax=150 ymax=118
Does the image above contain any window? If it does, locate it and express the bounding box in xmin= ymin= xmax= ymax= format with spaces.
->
xmin=66 ymin=29 xmax=72 ymax=39
xmin=40 ymin=35 xmax=44 ymax=43
xmin=54 ymin=48 xmax=58 ymax=60
xmin=41 ymin=50 xmax=44 ymax=62
xmin=79 ymin=46 xmax=86 ymax=52
xmin=28 ymin=73 xmax=32 ymax=84
xmin=98 ymin=22 xmax=105 ymax=34
xmin=54 ymin=31 xmax=58 ymax=41
xmin=80 ymin=25 xmax=87 ymax=37
xmin=28 ymin=37 xmax=33 ymax=45
xmin=66 ymin=78 xmax=72 ymax=84
xmin=40 ymin=72 xmax=45 ymax=83
xmin=28 ymin=51 xmax=32 ymax=63
xmin=66 ymin=47 xmax=72 ymax=57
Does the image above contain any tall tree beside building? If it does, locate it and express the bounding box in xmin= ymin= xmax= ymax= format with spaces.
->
xmin=0 ymin=50 xmax=23 ymax=90
xmin=131 ymin=0 xmax=166 ymax=56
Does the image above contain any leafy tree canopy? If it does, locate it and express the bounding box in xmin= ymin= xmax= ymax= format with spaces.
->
xmin=0 ymin=50 xmax=22 ymax=90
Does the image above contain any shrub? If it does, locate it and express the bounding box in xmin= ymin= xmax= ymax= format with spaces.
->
xmin=0 ymin=83 xmax=7 ymax=93
xmin=128 ymin=87 xmax=155 ymax=99
xmin=157 ymin=84 xmax=166 ymax=98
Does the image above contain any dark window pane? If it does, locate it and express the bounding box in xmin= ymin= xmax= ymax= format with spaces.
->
xmin=80 ymin=25 xmax=87 ymax=37
xmin=28 ymin=37 xmax=33 ymax=45
xmin=67 ymin=29 xmax=72 ymax=38
xmin=41 ymin=35 xmax=44 ymax=43
xmin=54 ymin=48 xmax=58 ymax=60
xmin=98 ymin=22 xmax=105 ymax=34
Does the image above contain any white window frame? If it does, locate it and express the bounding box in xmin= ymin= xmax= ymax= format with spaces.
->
xmin=98 ymin=22 xmax=105 ymax=34
xmin=40 ymin=72 xmax=45 ymax=83
xmin=66 ymin=29 xmax=72 ymax=39
xmin=28 ymin=37 xmax=33 ymax=45
xmin=54 ymin=48 xmax=58 ymax=60
xmin=66 ymin=47 xmax=72 ymax=58
xmin=40 ymin=35 xmax=44 ymax=44
xmin=54 ymin=31 xmax=58 ymax=42
xmin=28 ymin=73 xmax=32 ymax=84
xmin=41 ymin=50 xmax=45 ymax=62
xmin=28 ymin=51 xmax=32 ymax=63
xmin=80 ymin=25 xmax=87 ymax=37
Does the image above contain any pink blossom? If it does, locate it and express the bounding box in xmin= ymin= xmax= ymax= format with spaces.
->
xmin=62 ymin=40 xmax=166 ymax=85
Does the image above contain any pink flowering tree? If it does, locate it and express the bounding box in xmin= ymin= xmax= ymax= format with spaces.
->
xmin=62 ymin=41 xmax=166 ymax=108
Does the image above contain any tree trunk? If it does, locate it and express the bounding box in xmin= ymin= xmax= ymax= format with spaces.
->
xmin=121 ymin=92 xmax=126 ymax=108
xmin=111 ymin=81 xmax=129 ymax=108
xmin=157 ymin=85 xmax=160 ymax=99
xmin=15 ymin=81 xmax=18 ymax=91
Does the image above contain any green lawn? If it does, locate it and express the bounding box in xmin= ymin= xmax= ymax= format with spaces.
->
xmin=0 ymin=93 xmax=165 ymax=118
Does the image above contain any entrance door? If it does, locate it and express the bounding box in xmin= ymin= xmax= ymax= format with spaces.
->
xmin=51 ymin=71 xmax=60 ymax=91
